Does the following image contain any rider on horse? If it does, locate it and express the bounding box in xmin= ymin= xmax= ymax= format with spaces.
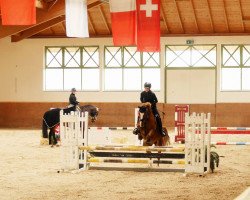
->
xmin=134 ymin=82 xmax=166 ymax=137
xmin=68 ymin=88 xmax=79 ymax=110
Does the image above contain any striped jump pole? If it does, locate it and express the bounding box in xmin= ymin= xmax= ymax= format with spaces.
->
xmin=211 ymin=127 xmax=250 ymax=134
xmin=60 ymin=110 xmax=211 ymax=175
xmin=86 ymin=151 xmax=185 ymax=159
xmin=87 ymin=157 xmax=185 ymax=165
xmin=79 ymin=145 xmax=185 ymax=152
xmin=211 ymin=142 xmax=250 ymax=145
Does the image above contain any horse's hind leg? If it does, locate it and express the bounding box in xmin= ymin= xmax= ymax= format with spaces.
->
xmin=42 ymin=120 xmax=48 ymax=138
xmin=48 ymin=129 xmax=52 ymax=145
xmin=49 ymin=128 xmax=57 ymax=146
xmin=51 ymin=128 xmax=57 ymax=145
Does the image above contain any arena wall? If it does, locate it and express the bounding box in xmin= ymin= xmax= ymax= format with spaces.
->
xmin=1 ymin=36 xmax=250 ymax=128
xmin=0 ymin=102 xmax=250 ymax=128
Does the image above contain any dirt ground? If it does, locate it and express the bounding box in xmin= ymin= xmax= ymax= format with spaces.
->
xmin=0 ymin=130 xmax=250 ymax=200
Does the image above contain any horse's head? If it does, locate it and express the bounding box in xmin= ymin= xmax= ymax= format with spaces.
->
xmin=138 ymin=102 xmax=152 ymax=127
xmin=80 ymin=105 xmax=99 ymax=123
xmin=88 ymin=107 xmax=99 ymax=123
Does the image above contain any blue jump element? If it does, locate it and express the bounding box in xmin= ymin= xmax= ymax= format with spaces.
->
xmin=236 ymin=127 xmax=247 ymax=130
xmin=236 ymin=142 xmax=247 ymax=145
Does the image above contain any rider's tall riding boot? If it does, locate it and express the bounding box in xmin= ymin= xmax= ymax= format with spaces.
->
xmin=155 ymin=115 xmax=166 ymax=137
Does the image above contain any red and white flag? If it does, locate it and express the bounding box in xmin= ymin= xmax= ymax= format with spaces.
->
xmin=65 ymin=0 xmax=89 ymax=38
xmin=136 ymin=0 xmax=160 ymax=52
xmin=109 ymin=0 xmax=136 ymax=46
xmin=0 ymin=0 xmax=36 ymax=25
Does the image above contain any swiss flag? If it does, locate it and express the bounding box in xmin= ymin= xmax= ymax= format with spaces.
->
xmin=110 ymin=0 xmax=160 ymax=52
xmin=136 ymin=0 xmax=160 ymax=52
xmin=0 ymin=0 xmax=36 ymax=25
xmin=109 ymin=0 xmax=136 ymax=46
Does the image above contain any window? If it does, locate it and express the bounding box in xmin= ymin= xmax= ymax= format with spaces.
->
xmin=165 ymin=45 xmax=216 ymax=68
xmin=104 ymin=46 xmax=160 ymax=91
xmin=44 ymin=46 xmax=100 ymax=91
xmin=221 ymin=45 xmax=250 ymax=91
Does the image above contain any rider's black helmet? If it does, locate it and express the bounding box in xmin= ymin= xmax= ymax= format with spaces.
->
xmin=71 ymin=88 xmax=76 ymax=92
xmin=144 ymin=82 xmax=151 ymax=88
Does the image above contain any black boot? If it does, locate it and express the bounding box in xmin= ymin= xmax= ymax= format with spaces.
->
xmin=133 ymin=127 xmax=140 ymax=135
xmin=155 ymin=115 xmax=166 ymax=137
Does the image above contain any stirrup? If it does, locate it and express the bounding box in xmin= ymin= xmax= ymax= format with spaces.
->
xmin=161 ymin=130 xmax=166 ymax=137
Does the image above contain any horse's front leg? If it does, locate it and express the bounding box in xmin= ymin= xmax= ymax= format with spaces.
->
xmin=144 ymin=129 xmax=155 ymax=146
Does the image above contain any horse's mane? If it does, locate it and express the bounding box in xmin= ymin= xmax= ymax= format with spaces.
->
xmin=141 ymin=102 xmax=151 ymax=107
xmin=80 ymin=104 xmax=97 ymax=111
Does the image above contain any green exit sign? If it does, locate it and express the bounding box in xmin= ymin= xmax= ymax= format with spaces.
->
xmin=186 ymin=40 xmax=194 ymax=45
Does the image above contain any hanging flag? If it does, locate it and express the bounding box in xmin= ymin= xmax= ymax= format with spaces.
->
xmin=65 ymin=0 xmax=89 ymax=38
xmin=136 ymin=0 xmax=160 ymax=52
xmin=109 ymin=0 xmax=136 ymax=46
xmin=0 ymin=0 xmax=36 ymax=25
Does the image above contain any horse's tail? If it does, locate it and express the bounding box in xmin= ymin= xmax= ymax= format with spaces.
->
xmin=42 ymin=119 xmax=48 ymax=138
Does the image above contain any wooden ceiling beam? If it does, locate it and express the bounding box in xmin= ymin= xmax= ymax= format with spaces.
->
xmin=29 ymin=32 xmax=250 ymax=39
xmin=88 ymin=0 xmax=104 ymax=9
xmin=98 ymin=5 xmax=111 ymax=34
xmin=222 ymin=0 xmax=230 ymax=32
xmin=0 ymin=0 xmax=65 ymax=39
xmin=88 ymin=11 xmax=97 ymax=35
xmin=47 ymin=0 xmax=59 ymax=10
xmin=50 ymin=27 xmax=56 ymax=35
xmin=190 ymin=0 xmax=199 ymax=33
xmin=174 ymin=0 xmax=185 ymax=33
xmin=206 ymin=0 xmax=214 ymax=33
xmin=61 ymin=22 xmax=66 ymax=32
xmin=162 ymin=32 xmax=250 ymax=36
xmin=160 ymin=1 xmax=170 ymax=33
xmin=238 ymin=0 xmax=245 ymax=32
xmin=11 ymin=15 xmax=65 ymax=42
xmin=0 ymin=0 xmax=103 ymax=40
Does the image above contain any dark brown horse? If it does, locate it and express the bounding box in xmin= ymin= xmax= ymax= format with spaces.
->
xmin=42 ymin=105 xmax=99 ymax=145
xmin=137 ymin=102 xmax=170 ymax=146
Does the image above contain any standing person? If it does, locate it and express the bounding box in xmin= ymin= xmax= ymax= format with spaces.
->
xmin=134 ymin=82 xmax=166 ymax=136
xmin=68 ymin=88 xmax=79 ymax=109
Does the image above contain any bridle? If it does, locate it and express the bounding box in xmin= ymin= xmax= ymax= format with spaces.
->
xmin=138 ymin=105 xmax=150 ymax=130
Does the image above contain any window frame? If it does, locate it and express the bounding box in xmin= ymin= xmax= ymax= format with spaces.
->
xmin=221 ymin=44 xmax=250 ymax=92
xmin=44 ymin=46 xmax=100 ymax=91
xmin=165 ymin=44 xmax=217 ymax=69
xmin=104 ymin=46 xmax=161 ymax=92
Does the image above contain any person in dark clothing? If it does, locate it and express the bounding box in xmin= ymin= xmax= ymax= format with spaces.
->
xmin=69 ymin=88 xmax=79 ymax=108
xmin=134 ymin=82 xmax=166 ymax=137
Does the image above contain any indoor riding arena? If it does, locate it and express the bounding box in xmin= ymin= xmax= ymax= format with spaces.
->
xmin=1 ymin=0 xmax=250 ymax=200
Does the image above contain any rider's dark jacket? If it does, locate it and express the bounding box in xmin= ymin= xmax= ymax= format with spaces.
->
xmin=140 ymin=90 xmax=158 ymax=107
xmin=140 ymin=90 xmax=159 ymax=115
xmin=69 ymin=93 xmax=79 ymax=106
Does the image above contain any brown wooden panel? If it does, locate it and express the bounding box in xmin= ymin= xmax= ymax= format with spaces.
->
xmin=216 ymin=103 xmax=250 ymax=127
xmin=1 ymin=102 xmax=250 ymax=129
xmin=189 ymin=104 xmax=216 ymax=126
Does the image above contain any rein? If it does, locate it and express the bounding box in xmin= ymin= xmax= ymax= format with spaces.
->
xmin=159 ymin=110 xmax=165 ymax=120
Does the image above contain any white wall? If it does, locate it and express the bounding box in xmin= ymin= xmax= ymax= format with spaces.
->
xmin=1 ymin=36 xmax=250 ymax=103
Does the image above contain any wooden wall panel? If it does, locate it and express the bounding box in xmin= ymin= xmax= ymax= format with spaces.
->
xmin=0 ymin=102 xmax=249 ymax=129
xmin=216 ymin=103 xmax=250 ymax=127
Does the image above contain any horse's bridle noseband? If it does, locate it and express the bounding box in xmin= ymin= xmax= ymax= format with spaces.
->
xmin=138 ymin=106 xmax=150 ymax=128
